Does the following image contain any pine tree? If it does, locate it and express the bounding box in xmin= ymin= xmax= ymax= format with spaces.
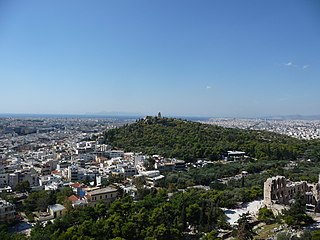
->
xmin=236 ymin=212 xmax=255 ymax=240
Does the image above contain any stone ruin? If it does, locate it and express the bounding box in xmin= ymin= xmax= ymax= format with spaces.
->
xmin=264 ymin=175 xmax=320 ymax=212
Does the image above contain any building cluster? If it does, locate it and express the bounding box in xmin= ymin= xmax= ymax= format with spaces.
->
xmin=205 ymin=118 xmax=320 ymax=140
xmin=0 ymin=198 xmax=15 ymax=223
xmin=264 ymin=175 xmax=320 ymax=212
xmin=0 ymin=117 xmax=186 ymax=223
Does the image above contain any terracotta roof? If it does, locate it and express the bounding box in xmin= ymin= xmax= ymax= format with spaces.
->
xmin=70 ymin=183 xmax=82 ymax=188
xmin=68 ymin=195 xmax=79 ymax=202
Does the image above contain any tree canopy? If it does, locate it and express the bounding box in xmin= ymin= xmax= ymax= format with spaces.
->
xmin=103 ymin=117 xmax=318 ymax=162
xmin=25 ymin=189 xmax=228 ymax=240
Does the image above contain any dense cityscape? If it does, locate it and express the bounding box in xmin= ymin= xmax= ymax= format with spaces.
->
xmin=0 ymin=115 xmax=319 ymax=239
xmin=205 ymin=118 xmax=320 ymax=140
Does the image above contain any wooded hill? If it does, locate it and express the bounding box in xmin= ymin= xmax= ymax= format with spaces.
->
xmin=103 ymin=116 xmax=318 ymax=162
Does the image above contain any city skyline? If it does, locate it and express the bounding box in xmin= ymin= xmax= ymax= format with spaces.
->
xmin=0 ymin=1 xmax=319 ymax=117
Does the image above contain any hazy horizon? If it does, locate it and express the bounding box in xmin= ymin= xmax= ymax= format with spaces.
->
xmin=1 ymin=111 xmax=320 ymax=120
xmin=1 ymin=1 xmax=319 ymax=117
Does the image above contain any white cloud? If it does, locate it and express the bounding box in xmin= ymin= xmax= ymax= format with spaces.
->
xmin=284 ymin=62 xmax=294 ymax=67
xmin=302 ymin=65 xmax=309 ymax=69
xmin=281 ymin=62 xmax=309 ymax=70
xmin=206 ymin=86 xmax=212 ymax=89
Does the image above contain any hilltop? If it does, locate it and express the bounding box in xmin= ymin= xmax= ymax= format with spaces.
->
xmin=103 ymin=116 xmax=306 ymax=161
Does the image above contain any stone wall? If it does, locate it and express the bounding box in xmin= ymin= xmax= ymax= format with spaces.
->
xmin=264 ymin=175 xmax=320 ymax=212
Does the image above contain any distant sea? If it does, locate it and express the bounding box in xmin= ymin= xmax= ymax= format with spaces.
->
xmin=0 ymin=113 xmax=141 ymax=120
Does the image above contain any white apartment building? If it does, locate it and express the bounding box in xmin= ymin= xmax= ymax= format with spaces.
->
xmin=67 ymin=165 xmax=78 ymax=182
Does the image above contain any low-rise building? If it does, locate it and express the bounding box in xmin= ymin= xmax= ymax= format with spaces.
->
xmin=106 ymin=150 xmax=124 ymax=159
xmin=172 ymin=159 xmax=186 ymax=171
xmin=48 ymin=204 xmax=66 ymax=218
xmin=155 ymin=159 xmax=186 ymax=172
xmin=9 ymin=169 xmax=40 ymax=189
xmin=155 ymin=162 xmax=174 ymax=172
xmin=111 ymin=165 xmax=137 ymax=178
xmin=68 ymin=195 xmax=87 ymax=208
xmin=139 ymin=170 xmax=165 ymax=187
xmin=85 ymin=186 xmax=118 ymax=207
xmin=227 ymin=151 xmax=246 ymax=160
xmin=0 ymin=198 xmax=15 ymax=223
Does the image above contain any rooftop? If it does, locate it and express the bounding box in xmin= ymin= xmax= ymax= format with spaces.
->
xmin=88 ymin=186 xmax=117 ymax=195
xmin=70 ymin=182 xmax=83 ymax=188
xmin=48 ymin=204 xmax=65 ymax=212
xmin=0 ymin=199 xmax=14 ymax=207
xmin=68 ymin=195 xmax=79 ymax=202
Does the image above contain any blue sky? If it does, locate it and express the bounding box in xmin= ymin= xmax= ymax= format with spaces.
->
xmin=0 ymin=0 xmax=319 ymax=117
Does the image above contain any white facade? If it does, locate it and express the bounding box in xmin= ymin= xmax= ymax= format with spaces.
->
xmin=68 ymin=165 xmax=78 ymax=182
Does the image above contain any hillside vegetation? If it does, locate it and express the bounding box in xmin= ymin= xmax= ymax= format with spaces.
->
xmin=103 ymin=116 xmax=317 ymax=161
